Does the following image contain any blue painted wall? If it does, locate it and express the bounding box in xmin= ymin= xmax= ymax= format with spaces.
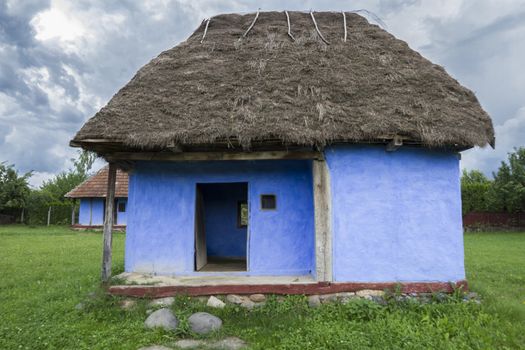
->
xmin=325 ymin=145 xmax=465 ymax=282
xmin=125 ymin=160 xmax=315 ymax=276
xmin=91 ymin=199 xmax=105 ymax=225
xmin=78 ymin=197 xmax=127 ymax=225
xmin=200 ymin=183 xmax=247 ymax=258
xmin=116 ymin=198 xmax=128 ymax=225
xmin=78 ymin=198 xmax=105 ymax=225
xmin=78 ymin=199 xmax=91 ymax=225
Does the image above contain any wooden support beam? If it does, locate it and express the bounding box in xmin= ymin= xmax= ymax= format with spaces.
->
xmin=313 ymin=159 xmax=332 ymax=282
xmin=101 ymin=163 xmax=117 ymax=284
xmin=386 ymin=135 xmax=403 ymax=152
xmin=106 ymin=151 xmax=322 ymax=162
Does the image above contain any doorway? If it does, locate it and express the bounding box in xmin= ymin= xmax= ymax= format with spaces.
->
xmin=195 ymin=183 xmax=248 ymax=272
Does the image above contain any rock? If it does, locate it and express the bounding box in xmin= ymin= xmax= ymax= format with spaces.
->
xmin=171 ymin=337 xmax=246 ymax=350
xmin=276 ymin=296 xmax=286 ymax=303
xmin=75 ymin=302 xmax=84 ymax=310
xmin=207 ymin=296 xmax=226 ymax=309
xmin=144 ymin=308 xmax=179 ymax=331
xmin=188 ymin=312 xmax=222 ymax=335
xmin=249 ymin=294 xmax=266 ymax=302
xmin=211 ymin=337 xmax=247 ymax=349
xmin=308 ymin=295 xmax=321 ymax=308
xmin=319 ymin=293 xmax=338 ymax=303
xmin=370 ymin=296 xmax=387 ymax=305
xmin=146 ymin=309 xmax=154 ymax=315
xmin=149 ymin=297 xmax=175 ymax=307
xmin=433 ymin=292 xmax=447 ymax=302
xmin=172 ymin=339 xmax=205 ymax=349
xmin=138 ymin=346 xmax=173 ymax=350
xmin=120 ymin=299 xmax=137 ymax=310
xmin=337 ymin=292 xmax=355 ymax=298
xmin=466 ymin=292 xmax=479 ymax=300
xmin=338 ymin=292 xmax=357 ymax=304
xmin=240 ymin=299 xmax=255 ymax=309
xmin=356 ymin=289 xmax=385 ymax=298
xmin=226 ymin=294 xmax=245 ymax=304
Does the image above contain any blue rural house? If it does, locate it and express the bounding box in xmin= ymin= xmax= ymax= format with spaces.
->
xmin=70 ymin=12 xmax=494 ymax=295
xmin=65 ymin=166 xmax=128 ymax=229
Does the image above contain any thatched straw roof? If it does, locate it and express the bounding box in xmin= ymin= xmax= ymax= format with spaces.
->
xmin=72 ymin=11 xmax=494 ymax=152
xmin=65 ymin=166 xmax=128 ymax=198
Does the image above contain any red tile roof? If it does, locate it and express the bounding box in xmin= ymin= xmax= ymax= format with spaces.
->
xmin=65 ymin=166 xmax=128 ymax=198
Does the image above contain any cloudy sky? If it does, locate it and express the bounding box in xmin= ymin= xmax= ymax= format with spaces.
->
xmin=1 ymin=0 xmax=524 ymax=187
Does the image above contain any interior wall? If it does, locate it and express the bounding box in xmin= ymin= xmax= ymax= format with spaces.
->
xmin=325 ymin=145 xmax=465 ymax=283
xmin=125 ymin=160 xmax=315 ymax=276
xmin=199 ymin=183 xmax=247 ymax=258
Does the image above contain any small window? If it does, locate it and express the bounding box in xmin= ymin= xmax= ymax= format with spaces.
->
xmin=237 ymin=201 xmax=248 ymax=227
xmin=260 ymin=194 xmax=276 ymax=210
xmin=118 ymin=202 xmax=126 ymax=213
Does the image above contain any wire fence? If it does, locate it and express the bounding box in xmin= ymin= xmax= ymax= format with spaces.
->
xmin=1 ymin=205 xmax=77 ymax=226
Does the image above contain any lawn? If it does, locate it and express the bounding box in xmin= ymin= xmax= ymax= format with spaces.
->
xmin=0 ymin=225 xmax=524 ymax=349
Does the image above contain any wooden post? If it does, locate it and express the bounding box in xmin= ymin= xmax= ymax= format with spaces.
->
xmin=313 ymin=159 xmax=333 ymax=282
xmin=101 ymin=163 xmax=117 ymax=283
xmin=47 ymin=207 xmax=51 ymax=226
xmin=71 ymin=204 xmax=75 ymax=225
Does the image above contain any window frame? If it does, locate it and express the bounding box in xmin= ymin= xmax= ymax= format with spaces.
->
xmin=117 ymin=201 xmax=126 ymax=213
xmin=260 ymin=194 xmax=277 ymax=210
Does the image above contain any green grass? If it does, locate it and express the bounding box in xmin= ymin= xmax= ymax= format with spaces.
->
xmin=0 ymin=225 xmax=524 ymax=349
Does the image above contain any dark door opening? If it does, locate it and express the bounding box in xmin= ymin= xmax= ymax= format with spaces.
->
xmin=195 ymin=182 xmax=248 ymax=272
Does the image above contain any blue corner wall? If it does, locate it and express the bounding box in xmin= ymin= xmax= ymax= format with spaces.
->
xmin=78 ymin=199 xmax=91 ymax=225
xmin=78 ymin=197 xmax=127 ymax=225
xmin=324 ymin=145 xmax=465 ymax=283
xmin=125 ymin=160 xmax=315 ymax=276
xmin=200 ymin=183 xmax=247 ymax=258
xmin=78 ymin=198 xmax=105 ymax=225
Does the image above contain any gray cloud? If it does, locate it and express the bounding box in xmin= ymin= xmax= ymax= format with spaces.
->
xmin=0 ymin=0 xmax=524 ymax=185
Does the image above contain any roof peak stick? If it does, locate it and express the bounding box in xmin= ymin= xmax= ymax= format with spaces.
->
xmin=285 ymin=11 xmax=295 ymax=41
xmin=310 ymin=10 xmax=330 ymax=45
xmin=242 ymin=9 xmax=260 ymax=38
xmin=342 ymin=11 xmax=347 ymax=42
xmin=200 ymin=18 xmax=210 ymax=43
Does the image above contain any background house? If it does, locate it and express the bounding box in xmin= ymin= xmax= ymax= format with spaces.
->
xmin=65 ymin=166 xmax=128 ymax=228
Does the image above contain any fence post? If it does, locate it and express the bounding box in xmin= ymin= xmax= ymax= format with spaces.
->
xmin=47 ymin=207 xmax=51 ymax=226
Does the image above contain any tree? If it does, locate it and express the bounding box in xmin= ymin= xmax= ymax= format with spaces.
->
xmin=461 ymin=169 xmax=491 ymax=214
xmin=40 ymin=150 xmax=97 ymax=205
xmin=72 ymin=150 xmax=97 ymax=180
xmin=0 ymin=162 xmax=32 ymax=212
xmin=486 ymin=148 xmax=525 ymax=212
xmin=25 ymin=150 xmax=97 ymax=225
xmin=461 ymin=169 xmax=490 ymax=186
